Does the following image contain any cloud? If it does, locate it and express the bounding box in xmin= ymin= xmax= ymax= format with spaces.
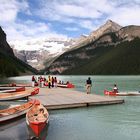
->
xmin=0 ymin=0 xmax=140 ymax=43
xmin=35 ymin=0 xmax=140 ymax=30
xmin=4 ymin=20 xmax=68 ymax=41
xmin=3 ymin=21 xmax=48 ymax=40
xmin=55 ymin=4 xmax=101 ymax=19
xmin=0 ymin=0 xmax=29 ymax=22
xmin=65 ymin=27 xmax=79 ymax=31
xmin=77 ymin=20 xmax=97 ymax=30
xmin=109 ymin=3 xmax=140 ymax=26
xmin=0 ymin=0 xmax=68 ymax=41
xmin=36 ymin=0 xmax=112 ymax=20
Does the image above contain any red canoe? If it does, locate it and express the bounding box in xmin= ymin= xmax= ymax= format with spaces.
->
xmin=104 ymin=90 xmax=140 ymax=96
xmin=26 ymin=100 xmax=49 ymax=137
xmin=57 ymin=83 xmax=75 ymax=88
xmin=104 ymin=90 xmax=117 ymax=96
xmin=0 ymin=88 xmax=39 ymax=101
xmin=31 ymin=88 xmax=39 ymax=96
xmin=0 ymin=87 xmax=25 ymax=93
xmin=0 ymin=83 xmax=32 ymax=87
xmin=0 ymin=99 xmax=36 ymax=123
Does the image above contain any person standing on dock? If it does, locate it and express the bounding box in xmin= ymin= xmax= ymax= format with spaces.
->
xmin=51 ymin=76 xmax=54 ymax=88
xmin=86 ymin=77 xmax=92 ymax=94
xmin=54 ymin=77 xmax=57 ymax=88
xmin=32 ymin=76 xmax=35 ymax=87
xmin=48 ymin=75 xmax=51 ymax=88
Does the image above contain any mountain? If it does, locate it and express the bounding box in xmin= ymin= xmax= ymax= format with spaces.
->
xmin=10 ymin=38 xmax=75 ymax=70
xmin=10 ymin=20 xmax=122 ymax=71
xmin=0 ymin=27 xmax=14 ymax=56
xmin=0 ymin=26 xmax=38 ymax=77
xmin=45 ymin=21 xmax=140 ymax=75
xmin=89 ymin=20 xmax=122 ymax=40
xmin=70 ymin=20 xmax=122 ymax=50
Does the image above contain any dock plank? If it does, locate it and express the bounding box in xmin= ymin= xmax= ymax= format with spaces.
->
xmin=30 ymin=88 xmax=124 ymax=110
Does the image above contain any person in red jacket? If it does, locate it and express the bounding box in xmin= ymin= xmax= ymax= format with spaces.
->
xmin=32 ymin=76 xmax=35 ymax=87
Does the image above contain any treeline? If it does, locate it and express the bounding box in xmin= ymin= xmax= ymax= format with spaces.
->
xmin=0 ymin=50 xmax=38 ymax=77
xmin=0 ymin=54 xmax=18 ymax=77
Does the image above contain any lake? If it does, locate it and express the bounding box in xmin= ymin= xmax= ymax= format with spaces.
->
xmin=0 ymin=75 xmax=140 ymax=140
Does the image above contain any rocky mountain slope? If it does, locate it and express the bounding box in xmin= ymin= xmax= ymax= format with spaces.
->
xmin=10 ymin=38 xmax=75 ymax=70
xmin=89 ymin=20 xmax=122 ymax=39
xmin=0 ymin=27 xmax=14 ymax=56
xmin=45 ymin=20 xmax=140 ymax=75
xmin=0 ymin=27 xmax=38 ymax=77
xmin=70 ymin=20 xmax=122 ymax=50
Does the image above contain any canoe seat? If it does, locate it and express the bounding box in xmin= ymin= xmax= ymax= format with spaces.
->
xmin=0 ymin=112 xmax=9 ymax=117
xmin=28 ymin=115 xmax=35 ymax=121
xmin=28 ymin=109 xmax=36 ymax=118
xmin=18 ymin=105 xmax=26 ymax=110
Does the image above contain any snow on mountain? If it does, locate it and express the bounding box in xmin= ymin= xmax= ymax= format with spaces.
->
xmin=9 ymin=20 xmax=123 ymax=71
xmin=9 ymin=37 xmax=75 ymax=70
xmin=10 ymin=37 xmax=73 ymax=54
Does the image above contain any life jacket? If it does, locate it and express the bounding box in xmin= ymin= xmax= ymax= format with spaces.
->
xmin=48 ymin=78 xmax=51 ymax=83
xmin=32 ymin=76 xmax=35 ymax=81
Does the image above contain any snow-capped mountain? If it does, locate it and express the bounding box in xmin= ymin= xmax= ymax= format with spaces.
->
xmin=10 ymin=37 xmax=75 ymax=70
xmin=46 ymin=20 xmax=140 ymax=75
xmin=9 ymin=20 xmax=123 ymax=71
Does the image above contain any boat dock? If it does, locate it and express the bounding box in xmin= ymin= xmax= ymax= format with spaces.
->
xmin=30 ymin=88 xmax=124 ymax=110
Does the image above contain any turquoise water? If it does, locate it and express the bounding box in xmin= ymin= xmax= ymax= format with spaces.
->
xmin=0 ymin=76 xmax=140 ymax=140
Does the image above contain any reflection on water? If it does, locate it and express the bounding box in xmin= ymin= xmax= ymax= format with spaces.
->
xmin=0 ymin=104 xmax=10 ymax=110
xmin=0 ymin=117 xmax=28 ymax=140
xmin=0 ymin=76 xmax=140 ymax=140
xmin=27 ymin=123 xmax=49 ymax=140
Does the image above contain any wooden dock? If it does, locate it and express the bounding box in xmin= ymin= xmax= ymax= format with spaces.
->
xmin=30 ymin=88 xmax=124 ymax=110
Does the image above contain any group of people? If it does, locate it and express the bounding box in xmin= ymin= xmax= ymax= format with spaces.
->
xmin=32 ymin=76 xmax=118 ymax=94
xmin=85 ymin=77 xmax=118 ymax=94
xmin=32 ymin=75 xmax=57 ymax=88
xmin=47 ymin=75 xmax=58 ymax=88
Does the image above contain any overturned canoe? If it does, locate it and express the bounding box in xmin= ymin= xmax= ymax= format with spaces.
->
xmin=26 ymin=100 xmax=49 ymax=137
xmin=0 ymin=99 xmax=36 ymax=123
xmin=0 ymin=88 xmax=39 ymax=101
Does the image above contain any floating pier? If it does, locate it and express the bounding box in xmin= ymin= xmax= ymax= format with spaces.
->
xmin=30 ymin=88 xmax=124 ymax=110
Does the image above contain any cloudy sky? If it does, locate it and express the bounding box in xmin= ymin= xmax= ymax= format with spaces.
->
xmin=0 ymin=0 xmax=140 ymax=41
